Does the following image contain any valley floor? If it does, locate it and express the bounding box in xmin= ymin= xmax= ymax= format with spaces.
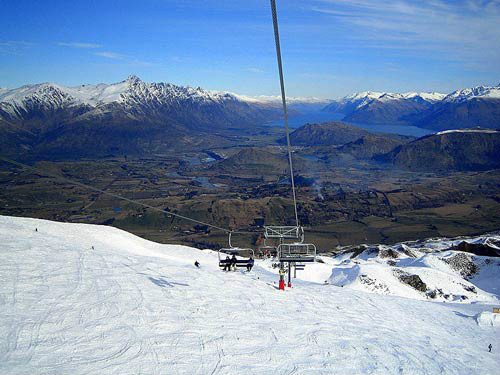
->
xmin=0 ymin=216 xmax=498 ymax=375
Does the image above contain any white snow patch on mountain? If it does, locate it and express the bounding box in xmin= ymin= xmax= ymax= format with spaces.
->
xmin=436 ymin=129 xmax=500 ymax=135
xmin=64 ymin=80 xmax=130 ymax=105
xmin=1 ymin=215 xmax=499 ymax=375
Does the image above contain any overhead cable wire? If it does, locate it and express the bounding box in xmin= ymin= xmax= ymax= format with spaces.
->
xmin=270 ymin=0 xmax=299 ymax=227
xmin=0 ymin=156 xmax=254 ymax=235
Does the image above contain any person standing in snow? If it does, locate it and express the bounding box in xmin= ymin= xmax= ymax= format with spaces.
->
xmin=489 ymin=344 xmax=492 ymax=352
xmin=246 ymin=256 xmax=254 ymax=272
xmin=230 ymin=254 xmax=237 ymax=271
xmin=194 ymin=261 xmax=200 ymax=268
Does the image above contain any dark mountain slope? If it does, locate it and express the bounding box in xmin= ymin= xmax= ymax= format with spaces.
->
xmin=409 ymin=98 xmax=500 ymax=130
xmin=285 ymin=122 xmax=374 ymax=146
xmin=377 ymin=130 xmax=500 ymax=172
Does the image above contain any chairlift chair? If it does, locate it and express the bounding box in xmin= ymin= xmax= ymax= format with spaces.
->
xmin=264 ymin=225 xmax=316 ymax=262
xmin=277 ymin=242 xmax=316 ymax=263
xmin=258 ymin=245 xmax=277 ymax=258
xmin=218 ymin=232 xmax=255 ymax=269
xmin=264 ymin=225 xmax=304 ymax=242
xmin=256 ymin=236 xmax=277 ymax=258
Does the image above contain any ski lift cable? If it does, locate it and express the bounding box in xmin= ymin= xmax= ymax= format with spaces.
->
xmin=0 ymin=156 xmax=254 ymax=235
xmin=270 ymin=0 xmax=299 ymax=227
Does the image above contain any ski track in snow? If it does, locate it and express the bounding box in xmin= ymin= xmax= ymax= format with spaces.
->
xmin=0 ymin=215 xmax=499 ymax=375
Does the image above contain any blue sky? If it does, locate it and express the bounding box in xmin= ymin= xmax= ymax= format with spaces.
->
xmin=1 ymin=0 xmax=499 ymax=98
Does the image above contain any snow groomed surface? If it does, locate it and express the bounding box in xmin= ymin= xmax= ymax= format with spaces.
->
xmin=0 ymin=215 xmax=499 ymax=375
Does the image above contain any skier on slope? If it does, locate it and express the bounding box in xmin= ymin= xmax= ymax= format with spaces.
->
xmin=194 ymin=261 xmax=200 ymax=268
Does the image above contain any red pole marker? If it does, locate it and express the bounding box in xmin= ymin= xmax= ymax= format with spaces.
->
xmin=279 ymin=268 xmax=286 ymax=290
xmin=288 ymin=282 xmax=292 ymax=288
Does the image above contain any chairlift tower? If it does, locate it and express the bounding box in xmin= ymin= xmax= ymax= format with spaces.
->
xmin=268 ymin=0 xmax=318 ymax=290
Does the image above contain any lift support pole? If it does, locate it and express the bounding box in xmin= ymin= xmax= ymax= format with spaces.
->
xmin=288 ymin=262 xmax=292 ymax=288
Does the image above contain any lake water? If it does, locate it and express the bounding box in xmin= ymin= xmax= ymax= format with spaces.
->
xmin=265 ymin=112 xmax=433 ymax=138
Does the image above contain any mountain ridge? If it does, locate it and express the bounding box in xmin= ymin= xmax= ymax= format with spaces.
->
xmin=0 ymin=76 xmax=287 ymax=159
xmin=323 ymin=84 xmax=500 ymax=129
xmin=376 ymin=129 xmax=500 ymax=171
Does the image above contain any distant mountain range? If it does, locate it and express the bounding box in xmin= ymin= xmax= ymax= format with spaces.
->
xmin=323 ymin=85 xmax=500 ymax=130
xmin=1 ymin=76 xmax=499 ymax=162
xmin=0 ymin=76 xmax=291 ymax=159
xmin=0 ymin=75 xmax=284 ymax=132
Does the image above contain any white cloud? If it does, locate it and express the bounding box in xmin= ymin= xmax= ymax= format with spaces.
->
xmin=94 ymin=51 xmax=125 ymax=59
xmin=311 ymin=0 xmax=500 ymax=66
xmin=58 ymin=42 xmax=102 ymax=49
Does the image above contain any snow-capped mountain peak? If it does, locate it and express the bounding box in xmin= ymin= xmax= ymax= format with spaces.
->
xmin=344 ymin=91 xmax=384 ymax=101
xmin=0 ymin=83 xmax=83 ymax=120
xmin=0 ymin=82 xmax=70 ymax=105
xmin=402 ymin=92 xmax=446 ymax=102
xmin=444 ymin=84 xmax=500 ymax=103
xmin=337 ymin=85 xmax=499 ymax=106
xmin=126 ymin=74 xmax=142 ymax=84
xmin=0 ymin=76 xmax=294 ymax=135
xmin=340 ymin=91 xmax=445 ymax=104
xmin=0 ymin=76 xmax=246 ymax=116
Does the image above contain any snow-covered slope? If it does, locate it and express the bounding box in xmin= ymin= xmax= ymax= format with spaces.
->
xmin=1 ymin=215 xmax=499 ymax=375
xmin=319 ymin=236 xmax=500 ymax=303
